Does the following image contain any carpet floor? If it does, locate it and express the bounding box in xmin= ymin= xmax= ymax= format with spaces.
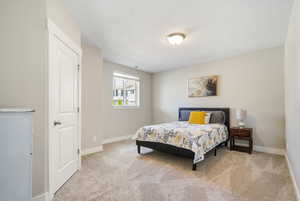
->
xmin=53 ymin=140 xmax=296 ymax=201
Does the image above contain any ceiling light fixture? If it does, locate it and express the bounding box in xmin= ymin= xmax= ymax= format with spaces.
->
xmin=167 ymin=33 xmax=186 ymax=45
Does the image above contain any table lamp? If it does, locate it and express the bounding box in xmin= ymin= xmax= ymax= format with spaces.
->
xmin=236 ymin=109 xmax=247 ymax=128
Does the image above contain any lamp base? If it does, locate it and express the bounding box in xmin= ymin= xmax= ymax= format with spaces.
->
xmin=237 ymin=121 xmax=245 ymax=128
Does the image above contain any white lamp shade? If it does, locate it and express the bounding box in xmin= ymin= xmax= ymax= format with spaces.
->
xmin=236 ymin=109 xmax=247 ymax=120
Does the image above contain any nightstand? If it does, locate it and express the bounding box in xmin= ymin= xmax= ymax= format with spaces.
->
xmin=230 ymin=127 xmax=253 ymax=154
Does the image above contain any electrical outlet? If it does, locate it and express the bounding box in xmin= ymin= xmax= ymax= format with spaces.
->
xmin=93 ymin=136 xmax=97 ymax=142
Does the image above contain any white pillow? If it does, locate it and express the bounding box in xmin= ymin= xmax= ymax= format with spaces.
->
xmin=204 ymin=112 xmax=211 ymax=124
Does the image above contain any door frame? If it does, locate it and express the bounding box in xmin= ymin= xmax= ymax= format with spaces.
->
xmin=47 ymin=19 xmax=82 ymax=200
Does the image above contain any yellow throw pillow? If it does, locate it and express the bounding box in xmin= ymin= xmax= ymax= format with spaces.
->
xmin=188 ymin=111 xmax=206 ymax=124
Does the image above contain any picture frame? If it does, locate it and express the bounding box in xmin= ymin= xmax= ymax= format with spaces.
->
xmin=188 ymin=75 xmax=218 ymax=97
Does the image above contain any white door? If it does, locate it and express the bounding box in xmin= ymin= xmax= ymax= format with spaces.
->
xmin=49 ymin=28 xmax=80 ymax=194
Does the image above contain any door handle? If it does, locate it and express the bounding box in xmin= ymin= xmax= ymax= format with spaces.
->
xmin=54 ymin=121 xmax=62 ymax=126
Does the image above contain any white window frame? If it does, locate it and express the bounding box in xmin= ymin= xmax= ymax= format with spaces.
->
xmin=112 ymin=72 xmax=140 ymax=109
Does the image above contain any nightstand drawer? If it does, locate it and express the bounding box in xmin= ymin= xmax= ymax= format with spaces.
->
xmin=234 ymin=131 xmax=250 ymax=137
xmin=230 ymin=128 xmax=252 ymax=137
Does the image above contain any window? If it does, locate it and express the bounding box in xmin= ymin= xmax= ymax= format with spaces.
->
xmin=112 ymin=72 xmax=140 ymax=107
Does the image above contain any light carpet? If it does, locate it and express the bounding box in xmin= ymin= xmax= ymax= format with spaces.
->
xmin=53 ymin=140 xmax=296 ymax=201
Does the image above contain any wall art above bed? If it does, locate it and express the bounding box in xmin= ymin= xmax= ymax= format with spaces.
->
xmin=188 ymin=75 xmax=218 ymax=97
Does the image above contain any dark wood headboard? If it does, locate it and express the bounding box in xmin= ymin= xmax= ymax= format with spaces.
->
xmin=178 ymin=107 xmax=230 ymax=129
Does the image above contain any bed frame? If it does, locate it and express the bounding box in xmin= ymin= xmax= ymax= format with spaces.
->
xmin=136 ymin=107 xmax=230 ymax=170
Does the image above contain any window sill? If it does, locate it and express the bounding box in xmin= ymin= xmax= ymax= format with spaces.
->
xmin=112 ymin=106 xmax=140 ymax=110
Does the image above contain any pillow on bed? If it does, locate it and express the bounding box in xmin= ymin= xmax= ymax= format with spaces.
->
xmin=209 ymin=111 xmax=225 ymax=124
xmin=180 ymin=110 xmax=211 ymax=123
xmin=188 ymin=111 xmax=205 ymax=124
xmin=204 ymin=112 xmax=212 ymax=124
xmin=179 ymin=110 xmax=191 ymax=121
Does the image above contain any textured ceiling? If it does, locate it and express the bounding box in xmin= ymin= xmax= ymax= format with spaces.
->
xmin=64 ymin=0 xmax=293 ymax=73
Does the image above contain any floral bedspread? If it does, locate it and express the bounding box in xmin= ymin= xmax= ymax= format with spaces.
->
xmin=133 ymin=121 xmax=228 ymax=163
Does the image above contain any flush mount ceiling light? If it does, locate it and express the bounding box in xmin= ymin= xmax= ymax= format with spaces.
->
xmin=167 ymin=33 xmax=186 ymax=45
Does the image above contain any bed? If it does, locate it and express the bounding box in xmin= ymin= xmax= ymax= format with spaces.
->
xmin=133 ymin=108 xmax=230 ymax=170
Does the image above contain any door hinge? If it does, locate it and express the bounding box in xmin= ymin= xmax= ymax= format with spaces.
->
xmin=77 ymin=148 xmax=80 ymax=155
xmin=77 ymin=107 xmax=80 ymax=113
xmin=77 ymin=64 xmax=80 ymax=71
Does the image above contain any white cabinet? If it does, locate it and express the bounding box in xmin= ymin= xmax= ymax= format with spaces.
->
xmin=0 ymin=108 xmax=34 ymax=201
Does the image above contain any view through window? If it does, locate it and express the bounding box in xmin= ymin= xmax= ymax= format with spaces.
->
xmin=113 ymin=72 xmax=140 ymax=107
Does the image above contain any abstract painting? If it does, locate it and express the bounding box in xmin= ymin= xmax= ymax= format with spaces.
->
xmin=188 ymin=76 xmax=218 ymax=97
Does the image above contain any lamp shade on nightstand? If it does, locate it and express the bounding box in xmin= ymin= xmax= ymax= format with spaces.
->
xmin=236 ymin=109 xmax=247 ymax=127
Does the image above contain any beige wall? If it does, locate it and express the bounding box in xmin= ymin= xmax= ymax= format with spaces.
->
xmin=82 ymin=42 xmax=103 ymax=150
xmin=284 ymin=0 xmax=300 ymax=192
xmin=46 ymin=0 xmax=81 ymax=46
xmin=102 ymin=61 xmax=152 ymax=140
xmin=152 ymin=47 xmax=285 ymax=149
xmin=0 ymin=0 xmax=47 ymax=197
xmin=0 ymin=0 xmax=84 ymax=197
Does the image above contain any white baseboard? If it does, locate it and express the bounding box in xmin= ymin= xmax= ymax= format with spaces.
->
xmin=235 ymin=143 xmax=285 ymax=155
xmin=285 ymin=154 xmax=300 ymax=201
xmin=253 ymin=145 xmax=285 ymax=155
xmin=32 ymin=192 xmax=50 ymax=201
xmin=81 ymin=135 xmax=132 ymax=156
xmin=81 ymin=135 xmax=133 ymax=156
xmin=102 ymin=135 xmax=133 ymax=144
xmin=82 ymin=145 xmax=103 ymax=156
